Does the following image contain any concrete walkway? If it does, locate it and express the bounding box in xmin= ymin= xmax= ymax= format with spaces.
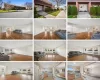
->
xmin=77 ymin=12 xmax=91 ymax=18
xmin=56 ymin=10 xmax=66 ymax=18
xmin=38 ymin=11 xmax=55 ymax=18
xmin=0 ymin=10 xmax=32 ymax=18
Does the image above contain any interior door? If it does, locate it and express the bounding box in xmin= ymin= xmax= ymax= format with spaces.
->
xmin=0 ymin=66 xmax=6 ymax=75
xmin=79 ymin=4 xmax=88 ymax=12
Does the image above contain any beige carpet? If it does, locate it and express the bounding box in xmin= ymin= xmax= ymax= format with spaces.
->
xmin=43 ymin=76 xmax=54 ymax=80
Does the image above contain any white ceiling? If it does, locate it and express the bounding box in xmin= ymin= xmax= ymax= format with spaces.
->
xmin=35 ymin=62 xmax=61 ymax=68
xmin=0 ymin=62 xmax=32 ymax=69
xmin=0 ymin=41 xmax=32 ymax=49
xmin=34 ymin=19 xmax=66 ymax=29
xmin=68 ymin=62 xmax=85 ymax=67
xmin=68 ymin=19 xmax=100 ymax=28
xmin=0 ymin=19 xmax=32 ymax=27
xmin=68 ymin=40 xmax=100 ymax=49
xmin=86 ymin=62 xmax=100 ymax=69
xmin=56 ymin=62 xmax=66 ymax=68
xmin=34 ymin=40 xmax=65 ymax=49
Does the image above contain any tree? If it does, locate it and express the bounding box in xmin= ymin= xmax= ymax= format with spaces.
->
xmin=68 ymin=6 xmax=71 ymax=15
xmin=24 ymin=2 xmax=32 ymax=10
xmin=6 ymin=0 xmax=11 ymax=11
xmin=50 ymin=0 xmax=66 ymax=9
xmin=0 ymin=0 xmax=3 ymax=9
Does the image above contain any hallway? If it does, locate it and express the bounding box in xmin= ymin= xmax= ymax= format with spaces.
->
xmin=34 ymin=62 xmax=66 ymax=80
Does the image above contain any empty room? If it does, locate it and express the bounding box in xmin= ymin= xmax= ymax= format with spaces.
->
xmin=67 ymin=19 xmax=100 ymax=40
xmin=0 ymin=41 xmax=32 ymax=61
xmin=34 ymin=19 xmax=66 ymax=40
xmin=34 ymin=40 xmax=66 ymax=61
xmin=0 ymin=62 xmax=33 ymax=80
xmin=68 ymin=62 xmax=100 ymax=80
xmin=34 ymin=62 xmax=66 ymax=80
xmin=68 ymin=40 xmax=100 ymax=61
xmin=0 ymin=19 xmax=33 ymax=40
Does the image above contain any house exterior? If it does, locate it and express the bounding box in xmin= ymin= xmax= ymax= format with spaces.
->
xmin=68 ymin=0 xmax=100 ymax=12
xmin=0 ymin=3 xmax=32 ymax=10
xmin=3 ymin=3 xmax=26 ymax=10
xmin=34 ymin=0 xmax=54 ymax=11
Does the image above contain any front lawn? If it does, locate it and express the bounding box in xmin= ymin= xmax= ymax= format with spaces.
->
xmin=68 ymin=15 xmax=77 ymax=18
xmin=34 ymin=13 xmax=45 ymax=18
xmin=0 ymin=10 xmax=17 ymax=13
xmin=91 ymin=15 xmax=100 ymax=18
xmin=46 ymin=10 xmax=60 ymax=16
xmin=38 ymin=15 xmax=45 ymax=18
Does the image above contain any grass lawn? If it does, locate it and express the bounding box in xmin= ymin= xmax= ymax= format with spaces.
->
xmin=68 ymin=15 xmax=77 ymax=18
xmin=46 ymin=10 xmax=60 ymax=16
xmin=38 ymin=15 xmax=45 ymax=18
xmin=91 ymin=15 xmax=100 ymax=18
xmin=0 ymin=10 xmax=17 ymax=13
xmin=34 ymin=13 xmax=45 ymax=18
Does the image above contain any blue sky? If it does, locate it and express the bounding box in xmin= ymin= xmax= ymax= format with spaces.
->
xmin=48 ymin=0 xmax=66 ymax=8
xmin=49 ymin=0 xmax=66 ymax=5
xmin=3 ymin=0 xmax=32 ymax=6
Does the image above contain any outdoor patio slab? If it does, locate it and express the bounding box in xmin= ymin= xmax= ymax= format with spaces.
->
xmin=56 ymin=10 xmax=66 ymax=18
xmin=38 ymin=11 xmax=55 ymax=18
xmin=77 ymin=12 xmax=91 ymax=18
xmin=0 ymin=10 xmax=32 ymax=18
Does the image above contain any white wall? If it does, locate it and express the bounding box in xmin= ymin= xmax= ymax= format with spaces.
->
xmin=88 ymin=64 xmax=100 ymax=77
xmin=0 ymin=47 xmax=3 ymax=52
xmin=68 ymin=47 xmax=83 ymax=53
xmin=34 ymin=64 xmax=40 ymax=80
xmin=1 ymin=26 xmax=32 ymax=34
xmin=0 ymin=47 xmax=12 ymax=55
xmin=56 ymin=46 xmax=66 ymax=57
xmin=67 ymin=24 xmax=87 ymax=33
xmin=34 ymin=45 xmax=43 ymax=52
xmin=12 ymin=45 xmax=32 ymax=56
xmin=34 ymin=19 xmax=66 ymax=35
xmin=83 ymin=63 xmax=100 ymax=77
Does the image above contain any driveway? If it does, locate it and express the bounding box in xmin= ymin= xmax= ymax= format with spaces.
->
xmin=77 ymin=12 xmax=91 ymax=18
xmin=0 ymin=10 xmax=32 ymax=18
xmin=56 ymin=10 xmax=66 ymax=18
xmin=38 ymin=11 xmax=55 ymax=18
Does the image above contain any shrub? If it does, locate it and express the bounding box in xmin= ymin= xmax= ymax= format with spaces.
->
xmin=95 ymin=7 xmax=98 ymax=15
xmin=90 ymin=7 xmax=93 ymax=15
xmin=97 ymin=6 xmax=100 ymax=15
xmin=68 ymin=6 xmax=71 ymax=15
xmin=70 ymin=6 xmax=77 ymax=15
xmin=45 ymin=7 xmax=53 ymax=12
xmin=34 ymin=7 xmax=38 ymax=18
xmin=74 ymin=6 xmax=78 ymax=15
xmin=90 ymin=7 xmax=96 ymax=15
xmin=54 ymin=9 xmax=57 ymax=11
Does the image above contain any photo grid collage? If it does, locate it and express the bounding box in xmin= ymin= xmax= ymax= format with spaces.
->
xmin=0 ymin=0 xmax=100 ymax=80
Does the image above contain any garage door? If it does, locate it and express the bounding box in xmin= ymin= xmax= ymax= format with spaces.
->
xmin=79 ymin=4 xmax=88 ymax=12
xmin=36 ymin=6 xmax=43 ymax=11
